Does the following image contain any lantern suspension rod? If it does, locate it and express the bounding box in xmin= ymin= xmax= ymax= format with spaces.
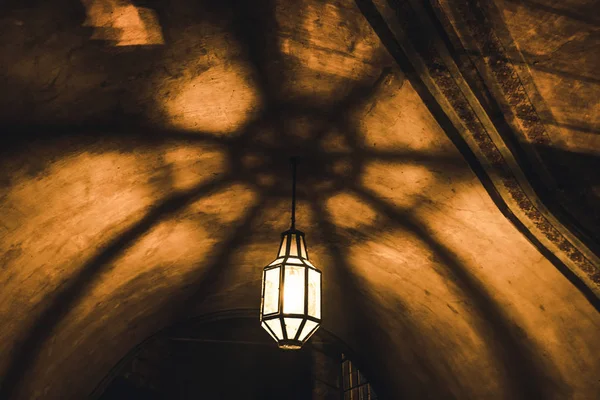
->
xmin=290 ymin=157 xmax=297 ymax=230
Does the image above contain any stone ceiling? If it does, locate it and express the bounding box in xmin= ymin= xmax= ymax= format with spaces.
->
xmin=0 ymin=0 xmax=598 ymax=399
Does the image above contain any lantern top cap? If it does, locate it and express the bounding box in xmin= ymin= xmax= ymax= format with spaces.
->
xmin=281 ymin=228 xmax=305 ymax=237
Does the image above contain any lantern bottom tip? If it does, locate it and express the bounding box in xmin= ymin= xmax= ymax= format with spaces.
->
xmin=279 ymin=344 xmax=302 ymax=350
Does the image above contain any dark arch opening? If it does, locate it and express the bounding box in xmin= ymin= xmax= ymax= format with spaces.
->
xmin=91 ymin=309 xmax=381 ymax=399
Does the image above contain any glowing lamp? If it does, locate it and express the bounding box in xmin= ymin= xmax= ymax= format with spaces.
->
xmin=260 ymin=159 xmax=322 ymax=349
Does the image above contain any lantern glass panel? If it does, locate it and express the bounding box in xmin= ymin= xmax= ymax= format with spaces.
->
xmin=284 ymin=317 xmax=303 ymax=340
xmin=269 ymin=258 xmax=282 ymax=266
xmin=263 ymin=267 xmax=280 ymax=315
xmin=308 ymin=268 xmax=321 ymax=318
xmin=262 ymin=321 xmax=277 ymax=341
xmin=278 ymin=235 xmax=288 ymax=257
xmin=266 ymin=319 xmax=284 ymax=340
xmin=298 ymin=320 xmax=318 ymax=341
xmin=287 ymin=257 xmax=303 ymax=265
xmin=300 ymin=236 xmax=307 ymax=258
xmin=283 ymin=265 xmax=305 ymax=314
xmin=290 ymin=234 xmax=298 ymax=256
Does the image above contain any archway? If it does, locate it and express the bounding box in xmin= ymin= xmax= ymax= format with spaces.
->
xmin=92 ymin=309 xmax=380 ymax=399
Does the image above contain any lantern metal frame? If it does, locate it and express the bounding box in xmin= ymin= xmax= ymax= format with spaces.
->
xmin=259 ymin=158 xmax=322 ymax=349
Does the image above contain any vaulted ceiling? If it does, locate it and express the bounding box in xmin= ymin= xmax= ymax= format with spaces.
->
xmin=0 ymin=0 xmax=599 ymax=399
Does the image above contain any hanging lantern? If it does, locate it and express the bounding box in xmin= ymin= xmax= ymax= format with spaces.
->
xmin=260 ymin=159 xmax=322 ymax=349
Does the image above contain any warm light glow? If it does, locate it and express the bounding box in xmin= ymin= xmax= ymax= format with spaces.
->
xmin=278 ymin=3 xmax=379 ymax=79
xmin=274 ymin=1 xmax=387 ymax=105
xmin=82 ymin=0 xmax=164 ymax=46
xmin=362 ymin=162 xmax=434 ymax=209
xmin=279 ymin=236 xmax=288 ymax=257
xmin=283 ymin=266 xmax=305 ymax=314
xmin=261 ymin=322 xmax=277 ymax=341
xmin=357 ymin=78 xmax=445 ymax=151
xmin=0 ymin=151 xmax=154 ymax=300
xmin=284 ymin=318 xmax=303 ymax=339
xmin=298 ymin=320 xmax=318 ymax=342
xmin=260 ymin=230 xmax=322 ymax=349
xmin=163 ymin=145 xmax=226 ymax=191
xmin=263 ymin=267 xmax=280 ymax=314
xmin=326 ymin=193 xmax=377 ymax=229
xmin=289 ymin=234 xmax=299 ymax=256
xmin=266 ymin=319 xmax=284 ymax=340
xmin=162 ymin=64 xmax=260 ymax=134
xmin=300 ymin=236 xmax=308 ymax=258
xmin=308 ymin=268 xmax=321 ymax=319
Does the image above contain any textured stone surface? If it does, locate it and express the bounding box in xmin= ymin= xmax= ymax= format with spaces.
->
xmin=490 ymin=0 xmax=600 ymax=241
xmin=0 ymin=0 xmax=598 ymax=399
